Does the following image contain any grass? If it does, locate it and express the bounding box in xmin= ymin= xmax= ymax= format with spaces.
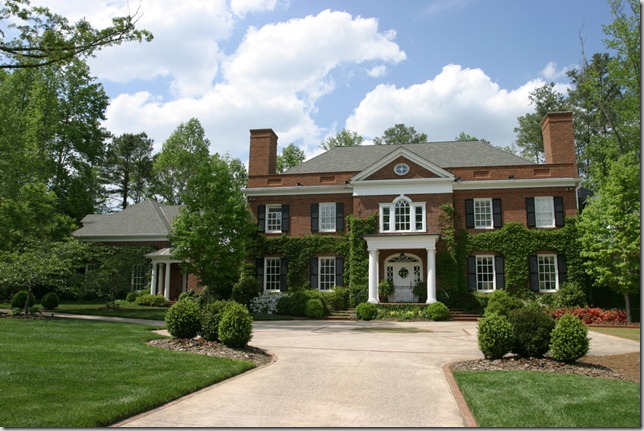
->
xmin=453 ymin=371 xmax=640 ymax=427
xmin=590 ymin=326 xmax=640 ymax=341
xmin=0 ymin=317 xmax=255 ymax=427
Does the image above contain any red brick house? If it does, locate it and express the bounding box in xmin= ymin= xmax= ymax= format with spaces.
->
xmin=244 ymin=112 xmax=580 ymax=304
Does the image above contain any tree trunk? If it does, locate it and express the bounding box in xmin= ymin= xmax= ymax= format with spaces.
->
xmin=623 ymin=292 xmax=631 ymax=323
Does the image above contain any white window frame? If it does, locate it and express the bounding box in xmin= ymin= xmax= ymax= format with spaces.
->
xmin=380 ymin=196 xmax=426 ymax=233
xmin=264 ymin=257 xmax=281 ymax=292
xmin=319 ymin=203 xmax=336 ymax=232
xmin=265 ymin=205 xmax=283 ymax=233
xmin=474 ymin=198 xmax=493 ymax=229
xmin=131 ymin=264 xmax=147 ymax=291
xmin=318 ymin=257 xmax=335 ymax=291
xmin=535 ymin=197 xmax=555 ymax=228
xmin=394 ymin=163 xmax=409 ymax=176
xmin=538 ymin=254 xmax=558 ymax=292
xmin=475 ymin=255 xmax=496 ymax=292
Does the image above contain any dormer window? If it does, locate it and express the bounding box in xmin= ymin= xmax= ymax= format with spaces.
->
xmin=380 ymin=196 xmax=426 ymax=233
xmin=394 ymin=163 xmax=409 ymax=176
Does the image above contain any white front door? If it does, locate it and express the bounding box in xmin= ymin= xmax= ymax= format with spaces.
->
xmin=385 ymin=254 xmax=422 ymax=302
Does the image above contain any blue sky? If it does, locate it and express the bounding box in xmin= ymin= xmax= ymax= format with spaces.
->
xmin=33 ymin=0 xmax=615 ymax=163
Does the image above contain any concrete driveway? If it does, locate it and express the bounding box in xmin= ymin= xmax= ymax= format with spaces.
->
xmin=115 ymin=319 xmax=639 ymax=428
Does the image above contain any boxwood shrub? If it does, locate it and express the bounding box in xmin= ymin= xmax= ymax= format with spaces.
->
xmin=477 ymin=313 xmax=515 ymax=359
xmin=40 ymin=292 xmax=60 ymax=310
xmin=218 ymin=301 xmax=253 ymax=348
xmin=305 ymin=298 xmax=325 ymax=319
xmin=356 ymin=302 xmax=378 ymax=320
xmin=425 ymin=301 xmax=450 ymax=321
xmin=199 ymin=300 xmax=228 ymax=342
xmin=11 ymin=290 xmax=37 ymax=309
xmin=135 ymin=293 xmax=169 ymax=307
xmin=165 ymin=300 xmax=201 ymax=339
xmin=508 ymin=304 xmax=555 ymax=358
xmin=549 ymin=313 xmax=589 ymax=363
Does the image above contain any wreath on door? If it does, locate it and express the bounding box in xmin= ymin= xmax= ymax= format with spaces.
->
xmin=398 ymin=267 xmax=409 ymax=279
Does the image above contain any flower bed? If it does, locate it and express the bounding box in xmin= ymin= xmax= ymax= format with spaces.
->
xmin=552 ymin=307 xmax=627 ymax=325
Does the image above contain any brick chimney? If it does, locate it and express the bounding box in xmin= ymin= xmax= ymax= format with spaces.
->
xmin=248 ymin=129 xmax=278 ymax=177
xmin=541 ymin=112 xmax=576 ymax=166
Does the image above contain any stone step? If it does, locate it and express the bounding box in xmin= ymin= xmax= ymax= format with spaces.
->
xmin=449 ymin=310 xmax=482 ymax=321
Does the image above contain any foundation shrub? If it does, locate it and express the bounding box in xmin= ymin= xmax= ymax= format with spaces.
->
xmin=276 ymin=295 xmax=291 ymax=315
xmin=40 ymin=292 xmax=60 ymax=310
xmin=288 ymin=289 xmax=330 ymax=317
xmin=553 ymin=281 xmax=587 ymax=308
xmin=218 ymin=301 xmax=253 ymax=348
xmin=551 ymin=307 xmax=627 ymax=325
xmin=325 ymin=287 xmax=349 ymax=311
xmin=484 ymin=290 xmax=525 ymax=318
xmin=135 ymin=294 xmax=169 ymax=307
xmin=250 ymin=292 xmax=285 ymax=315
xmin=425 ymin=301 xmax=450 ymax=321
xmin=549 ymin=313 xmax=590 ymax=362
xmin=231 ymin=274 xmax=261 ymax=307
xmin=11 ymin=290 xmax=37 ymax=309
xmin=165 ymin=300 xmax=201 ymax=339
xmin=178 ymin=289 xmax=208 ymax=306
xmin=356 ymin=302 xmax=378 ymax=320
xmin=508 ymin=303 xmax=555 ymax=358
xmin=199 ymin=300 xmax=228 ymax=341
xmin=477 ymin=313 xmax=515 ymax=359
xmin=305 ymin=298 xmax=325 ymax=319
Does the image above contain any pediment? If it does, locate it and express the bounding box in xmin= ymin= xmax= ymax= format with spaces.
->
xmin=351 ymin=147 xmax=454 ymax=182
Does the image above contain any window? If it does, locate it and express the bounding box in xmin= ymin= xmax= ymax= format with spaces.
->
xmin=264 ymin=258 xmax=281 ymax=292
xmin=474 ymin=199 xmax=493 ymax=229
xmin=319 ymin=203 xmax=336 ymax=232
xmin=318 ymin=257 xmax=336 ymax=291
xmin=131 ymin=264 xmax=147 ymax=291
xmin=537 ymin=255 xmax=558 ymax=292
xmin=475 ymin=256 xmax=495 ymax=291
xmin=535 ymin=197 xmax=555 ymax=228
xmin=380 ymin=196 xmax=425 ymax=233
xmin=394 ymin=163 xmax=409 ymax=175
xmin=266 ymin=205 xmax=282 ymax=232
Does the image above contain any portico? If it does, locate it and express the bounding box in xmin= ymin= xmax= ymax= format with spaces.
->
xmin=146 ymin=248 xmax=187 ymax=301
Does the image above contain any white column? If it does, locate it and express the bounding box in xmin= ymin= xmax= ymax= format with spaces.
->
xmin=426 ymin=246 xmax=437 ymax=304
xmin=182 ymin=271 xmax=187 ymax=293
xmin=164 ymin=262 xmax=171 ymax=300
xmin=150 ymin=263 xmax=157 ymax=295
xmin=367 ymin=248 xmax=379 ymax=304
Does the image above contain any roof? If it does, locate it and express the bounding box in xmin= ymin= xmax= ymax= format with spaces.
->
xmin=284 ymin=141 xmax=534 ymax=175
xmin=73 ymin=200 xmax=182 ymax=241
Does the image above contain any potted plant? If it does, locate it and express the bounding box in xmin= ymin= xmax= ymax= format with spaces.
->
xmin=378 ymin=279 xmax=395 ymax=303
xmin=413 ymin=281 xmax=427 ymax=303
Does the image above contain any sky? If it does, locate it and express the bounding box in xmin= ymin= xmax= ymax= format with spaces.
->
xmin=29 ymin=0 xmax=616 ymax=164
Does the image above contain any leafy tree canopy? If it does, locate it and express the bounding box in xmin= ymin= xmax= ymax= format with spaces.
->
xmin=320 ymin=129 xmax=363 ymax=150
xmin=373 ymin=124 xmax=428 ymax=145
xmin=454 ymin=132 xmax=490 ymax=143
xmin=276 ymin=143 xmax=305 ymax=173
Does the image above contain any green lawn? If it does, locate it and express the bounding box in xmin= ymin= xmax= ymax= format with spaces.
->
xmin=454 ymin=370 xmax=640 ymax=427
xmin=590 ymin=326 xmax=640 ymax=341
xmin=0 ymin=317 xmax=255 ymax=427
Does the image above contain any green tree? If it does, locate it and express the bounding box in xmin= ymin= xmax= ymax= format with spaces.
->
xmin=102 ymin=132 xmax=154 ymax=209
xmin=320 ymin=129 xmax=363 ymax=150
xmin=513 ymin=83 xmax=570 ymax=163
xmin=0 ymin=0 xmax=152 ymax=69
xmin=578 ymin=153 xmax=640 ymax=322
xmin=171 ymin=154 xmax=255 ymax=300
xmin=454 ymin=132 xmax=490 ymax=143
xmin=151 ymin=118 xmax=211 ymax=205
xmin=276 ymin=143 xmax=305 ymax=173
xmin=373 ymin=124 xmax=427 ymax=145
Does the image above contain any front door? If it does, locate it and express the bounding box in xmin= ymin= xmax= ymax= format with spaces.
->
xmin=385 ymin=254 xmax=422 ymax=302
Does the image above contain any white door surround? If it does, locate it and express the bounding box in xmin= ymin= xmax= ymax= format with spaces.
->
xmin=385 ymin=253 xmax=422 ymax=302
xmin=365 ymin=234 xmax=439 ymax=304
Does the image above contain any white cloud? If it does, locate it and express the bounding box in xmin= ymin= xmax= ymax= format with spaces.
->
xmin=346 ymin=64 xmax=550 ymax=148
xmin=541 ymin=61 xmax=575 ymax=81
xmin=230 ymin=0 xmax=279 ymax=17
xmin=367 ymin=65 xmax=387 ymax=78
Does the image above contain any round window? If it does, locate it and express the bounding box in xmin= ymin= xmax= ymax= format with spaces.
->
xmin=394 ymin=163 xmax=409 ymax=176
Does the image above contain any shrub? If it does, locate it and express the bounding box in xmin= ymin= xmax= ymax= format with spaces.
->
xmin=508 ymin=304 xmax=555 ymax=358
xmin=178 ymin=289 xmax=208 ymax=306
xmin=40 ymin=292 xmax=60 ymax=310
xmin=554 ymin=282 xmax=587 ymax=308
xmin=356 ymin=302 xmax=378 ymax=320
xmin=199 ymin=300 xmax=228 ymax=341
xmin=305 ymin=299 xmax=325 ymax=319
xmin=378 ymin=279 xmax=394 ymax=302
xmin=250 ymin=292 xmax=286 ymax=315
xmin=125 ymin=291 xmax=138 ymax=302
xmin=231 ymin=275 xmax=261 ymax=307
xmin=165 ymin=300 xmax=201 ymax=339
xmin=135 ymin=294 xmax=169 ymax=307
xmin=276 ymin=295 xmax=291 ymax=315
xmin=325 ymin=287 xmax=349 ymax=311
xmin=11 ymin=290 xmax=37 ymax=309
xmin=477 ymin=313 xmax=515 ymax=359
xmin=549 ymin=313 xmax=590 ymax=363
xmin=484 ymin=290 xmax=524 ymax=318
xmin=288 ymin=289 xmax=330 ymax=317
xmin=551 ymin=307 xmax=627 ymax=325
xmin=218 ymin=301 xmax=253 ymax=348
xmin=425 ymin=301 xmax=450 ymax=321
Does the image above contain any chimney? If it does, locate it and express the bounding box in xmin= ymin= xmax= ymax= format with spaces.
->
xmin=541 ymin=112 xmax=576 ymax=166
xmin=248 ymin=129 xmax=278 ymax=177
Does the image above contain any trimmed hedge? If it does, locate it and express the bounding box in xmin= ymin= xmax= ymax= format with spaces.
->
xmin=356 ymin=302 xmax=378 ymax=320
xmin=425 ymin=301 xmax=450 ymax=321
xmin=508 ymin=304 xmax=555 ymax=358
xmin=305 ymin=298 xmax=325 ymax=318
xmin=135 ymin=294 xmax=169 ymax=307
xmin=477 ymin=313 xmax=515 ymax=359
xmin=165 ymin=300 xmax=201 ymax=339
xmin=549 ymin=313 xmax=590 ymax=363
xmin=199 ymin=300 xmax=228 ymax=342
xmin=41 ymin=292 xmax=60 ymax=310
xmin=218 ymin=302 xmax=253 ymax=348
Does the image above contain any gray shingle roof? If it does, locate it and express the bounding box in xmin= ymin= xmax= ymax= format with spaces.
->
xmin=73 ymin=200 xmax=182 ymax=240
xmin=284 ymin=141 xmax=534 ymax=175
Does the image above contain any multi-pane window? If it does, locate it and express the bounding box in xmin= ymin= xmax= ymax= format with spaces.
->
xmin=380 ymin=197 xmax=425 ymax=233
xmin=264 ymin=258 xmax=281 ymax=291
xmin=266 ymin=205 xmax=282 ymax=232
xmin=535 ymin=197 xmax=555 ymax=228
xmin=538 ymin=255 xmax=558 ymax=291
xmin=319 ymin=257 xmax=335 ymax=291
xmin=474 ymin=199 xmax=493 ymax=229
xmin=476 ymin=256 xmax=495 ymax=291
xmin=319 ymin=203 xmax=336 ymax=232
xmin=131 ymin=264 xmax=147 ymax=291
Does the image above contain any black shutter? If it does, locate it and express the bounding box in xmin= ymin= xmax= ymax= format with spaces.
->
xmin=280 ymin=259 xmax=289 ymax=292
xmin=257 ymin=205 xmax=266 ymax=232
xmin=495 ymin=256 xmax=505 ymax=290
xmin=310 ymin=258 xmax=318 ymax=290
xmin=554 ymin=197 xmax=565 ymax=227
xmin=529 ymin=255 xmax=539 ymax=291
xmin=335 ymin=257 xmax=344 ymax=287
xmin=255 ymin=258 xmax=264 ymax=289
xmin=467 ymin=256 xmax=476 ymax=291
xmin=557 ymin=254 xmax=567 ymax=285
xmin=281 ymin=204 xmax=290 ymax=232
xmin=493 ymin=199 xmax=503 ymax=228
xmin=465 ymin=199 xmax=475 ymax=229
xmin=311 ymin=203 xmax=319 ymax=232
xmin=336 ymin=203 xmax=345 ymax=231
xmin=526 ymin=198 xmax=536 ymax=228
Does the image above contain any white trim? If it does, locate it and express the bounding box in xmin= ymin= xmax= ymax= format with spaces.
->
xmin=244 ymin=184 xmax=352 ymax=197
xmin=353 ymin=177 xmax=454 ymax=196
xmin=351 ymin=147 xmax=455 ymax=181
xmin=473 ymin=198 xmax=494 ymax=229
xmin=537 ymin=254 xmax=559 ymax=292
xmin=453 ymin=177 xmax=579 ymax=190
xmin=265 ymin=204 xmax=283 ymax=233
xmin=318 ymin=202 xmax=337 ymax=232
xmin=474 ymin=255 xmax=496 ymax=292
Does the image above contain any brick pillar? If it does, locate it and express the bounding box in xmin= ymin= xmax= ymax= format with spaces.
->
xmin=249 ymin=129 xmax=278 ymax=177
